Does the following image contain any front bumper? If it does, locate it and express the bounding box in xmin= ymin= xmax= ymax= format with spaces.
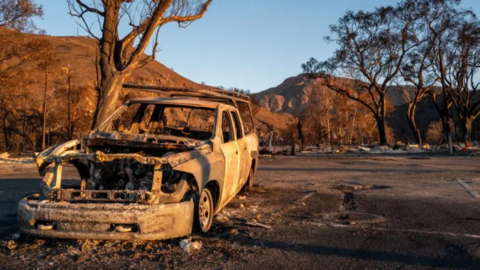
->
xmin=18 ymin=198 xmax=194 ymax=240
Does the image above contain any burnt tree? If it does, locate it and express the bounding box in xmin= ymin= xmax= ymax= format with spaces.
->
xmin=0 ymin=0 xmax=43 ymax=33
xmin=443 ymin=21 xmax=480 ymax=144
xmin=67 ymin=0 xmax=213 ymax=128
xmin=398 ymin=1 xmax=448 ymax=144
xmin=303 ymin=2 xmax=420 ymax=145
xmin=429 ymin=1 xmax=475 ymax=147
xmin=29 ymin=40 xmax=57 ymax=150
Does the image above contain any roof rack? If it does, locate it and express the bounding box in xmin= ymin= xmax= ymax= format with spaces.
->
xmin=122 ymin=84 xmax=250 ymax=103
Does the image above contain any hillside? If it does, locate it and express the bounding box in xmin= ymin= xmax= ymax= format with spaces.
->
xmin=0 ymin=31 xmax=290 ymax=140
xmin=253 ymin=74 xmax=420 ymax=114
xmin=252 ymin=74 xmax=449 ymax=142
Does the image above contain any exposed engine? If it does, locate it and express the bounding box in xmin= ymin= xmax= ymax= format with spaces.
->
xmin=86 ymin=160 xmax=154 ymax=191
xmin=160 ymin=164 xmax=184 ymax=193
xmin=84 ymin=160 xmax=185 ymax=194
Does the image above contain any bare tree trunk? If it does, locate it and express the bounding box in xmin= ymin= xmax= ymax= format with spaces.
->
xmin=339 ymin=122 xmax=343 ymax=145
xmin=463 ymin=117 xmax=472 ymax=145
xmin=376 ymin=98 xmax=388 ymax=145
xmin=268 ymin=129 xmax=274 ymax=148
xmin=377 ymin=116 xmax=387 ymax=145
xmin=67 ymin=75 xmax=72 ymax=140
xmin=441 ymin=113 xmax=453 ymax=154
xmin=350 ymin=107 xmax=357 ymax=144
xmin=326 ymin=119 xmax=331 ymax=143
xmin=22 ymin=108 xmax=27 ymax=148
xmin=438 ymin=48 xmax=453 ymax=154
xmin=48 ymin=121 xmax=51 ymax=146
xmin=1 ymin=110 xmax=9 ymax=151
xmin=41 ymin=68 xmax=48 ymax=150
xmin=297 ymin=117 xmax=304 ymax=152
xmin=407 ymin=103 xmax=422 ymax=144
xmin=92 ymin=74 xmax=124 ymax=129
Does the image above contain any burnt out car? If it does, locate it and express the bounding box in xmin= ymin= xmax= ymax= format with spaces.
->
xmin=18 ymin=86 xmax=259 ymax=240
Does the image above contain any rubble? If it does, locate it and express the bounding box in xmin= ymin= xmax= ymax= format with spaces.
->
xmin=420 ymin=143 xmax=431 ymax=150
xmin=394 ymin=141 xmax=405 ymax=148
xmin=406 ymin=144 xmax=423 ymax=153
xmin=466 ymin=244 xmax=480 ymax=259
xmin=6 ymin=240 xmax=18 ymax=250
xmin=179 ymin=238 xmax=202 ymax=252
xmin=243 ymin=220 xmax=272 ymax=229
xmin=0 ymin=154 xmax=34 ymax=164
xmin=215 ymin=212 xmax=230 ymax=223
xmin=370 ymin=145 xmax=395 ymax=154
xmin=358 ymin=146 xmax=371 ymax=152
xmin=218 ymin=228 xmax=239 ymax=238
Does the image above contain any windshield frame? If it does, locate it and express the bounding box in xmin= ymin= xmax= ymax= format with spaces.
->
xmin=96 ymin=101 xmax=218 ymax=141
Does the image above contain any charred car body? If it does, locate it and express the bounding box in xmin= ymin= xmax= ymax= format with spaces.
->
xmin=18 ymin=85 xmax=259 ymax=240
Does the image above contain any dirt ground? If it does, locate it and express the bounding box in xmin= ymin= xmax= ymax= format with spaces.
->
xmin=1 ymin=154 xmax=480 ymax=269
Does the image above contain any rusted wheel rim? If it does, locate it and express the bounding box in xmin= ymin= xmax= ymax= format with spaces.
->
xmin=199 ymin=190 xmax=212 ymax=231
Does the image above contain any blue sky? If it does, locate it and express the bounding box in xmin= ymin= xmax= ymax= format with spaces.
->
xmin=34 ymin=0 xmax=480 ymax=93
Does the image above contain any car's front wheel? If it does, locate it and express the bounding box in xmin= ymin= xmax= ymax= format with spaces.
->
xmin=194 ymin=188 xmax=214 ymax=233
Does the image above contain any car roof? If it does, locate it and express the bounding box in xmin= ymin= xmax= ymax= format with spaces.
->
xmin=127 ymin=97 xmax=226 ymax=110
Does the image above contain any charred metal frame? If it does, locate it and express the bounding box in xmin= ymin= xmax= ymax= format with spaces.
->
xmin=122 ymin=84 xmax=256 ymax=132
xmin=21 ymin=89 xmax=259 ymax=241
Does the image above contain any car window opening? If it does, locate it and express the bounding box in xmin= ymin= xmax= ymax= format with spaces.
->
xmin=222 ymin=111 xmax=233 ymax=143
xmin=110 ymin=103 xmax=216 ymax=141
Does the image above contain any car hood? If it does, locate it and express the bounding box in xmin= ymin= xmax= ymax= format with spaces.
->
xmin=35 ymin=133 xmax=212 ymax=176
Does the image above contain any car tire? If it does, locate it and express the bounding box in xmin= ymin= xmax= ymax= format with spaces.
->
xmin=194 ymin=188 xmax=214 ymax=233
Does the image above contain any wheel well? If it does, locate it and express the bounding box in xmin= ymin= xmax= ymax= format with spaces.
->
xmin=251 ymin=159 xmax=257 ymax=172
xmin=205 ymin=180 xmax=220 ymax=210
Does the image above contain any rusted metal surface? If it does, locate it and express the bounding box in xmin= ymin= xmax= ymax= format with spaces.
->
xmin=20 ymin=97 xmax=259 ymax=240
xmin=18 ymin=198 xmax=194 ymax=240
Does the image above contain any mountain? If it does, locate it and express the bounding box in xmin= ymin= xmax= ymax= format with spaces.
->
xmin=253 ymin=74 xmax=420 ymax=115
xmin=252 ymin=74 xmax=448 ymax=142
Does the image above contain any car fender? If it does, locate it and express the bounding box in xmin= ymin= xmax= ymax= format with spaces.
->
xmin=36 ymin=139 xmax=82 ymax=176
xmin=173 ymin=152 xmax=225 ymax=194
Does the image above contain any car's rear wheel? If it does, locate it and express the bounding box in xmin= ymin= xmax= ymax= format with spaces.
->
xmin=195 ymin=188 xmax=214 ymax=233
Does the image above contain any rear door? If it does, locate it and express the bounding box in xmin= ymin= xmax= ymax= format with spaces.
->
xmin=219 ymin=110 xmax=240 ymax=200
xmin=230 ymin=110 xmax=250 ymax=190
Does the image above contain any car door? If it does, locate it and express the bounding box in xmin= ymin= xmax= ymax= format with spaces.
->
xmin=230 ymin=110 xmax=250 ymax=190
xmin=219 ymin=110 xmax=240 ymax=200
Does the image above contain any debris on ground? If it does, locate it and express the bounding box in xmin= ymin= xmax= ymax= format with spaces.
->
xmin=358 ymin=146 xmax=371 ymax=152
xmin=0 ymin=155 xmax=34 ymax=164
xmin=179 ymin=238 xmax=202 ymax=252
xmin=218 ymin=228 xmax=239 ymax=238
xmin=420 ymin=143 xmax=430 ymax=150
xmin=215 ymin=212 xmax=230 ymax=223
xmin=370 ymin=145 xmax=395 ymax=154
xmin=243 ymin=221 xmax=272 ymax=229
xmin=294 ymin=191 xmax=316 ymax=205
xmin=337 ymin=145 xmax=353 ymax=154
xmin=6 ymin=240 xmax=18 ymax=250
xmin=300 ymin=212 xmax=387 ymax=228
xmin=394 ymin=141 xmax=405 ymax=149
xmin=466 ymin=244 xmax=480 ymax=259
